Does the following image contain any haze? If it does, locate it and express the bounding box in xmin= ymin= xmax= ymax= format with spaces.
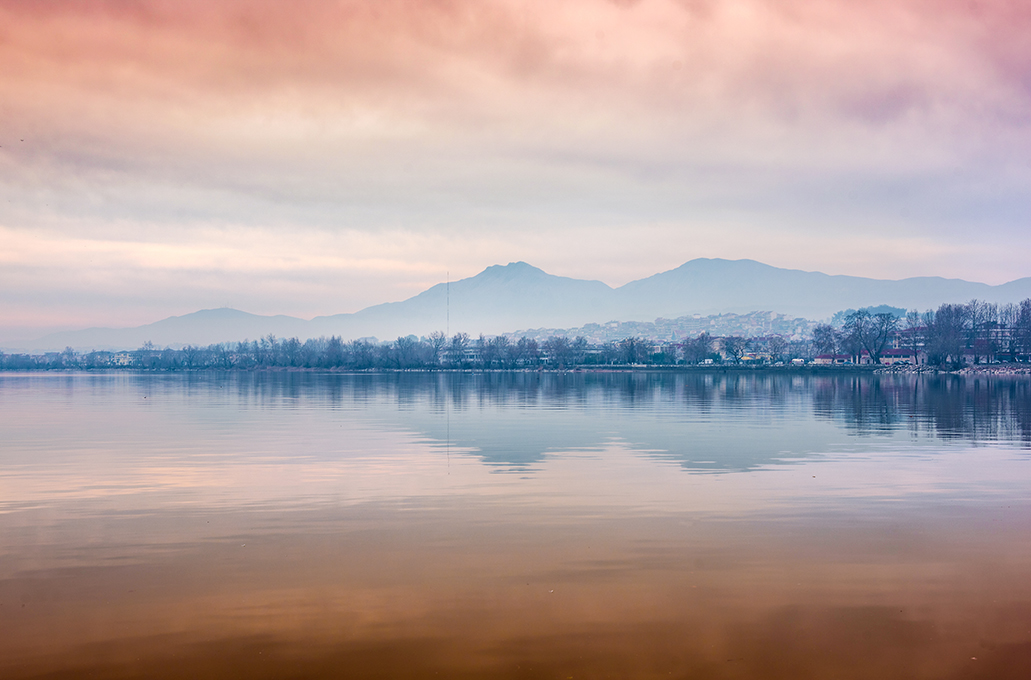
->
xmin=2 ymin=0 xmax=1031 ymax=339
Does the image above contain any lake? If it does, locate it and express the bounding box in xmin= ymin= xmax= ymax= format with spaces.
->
xmin=2 ymin=371 xmax=1030 ymax=679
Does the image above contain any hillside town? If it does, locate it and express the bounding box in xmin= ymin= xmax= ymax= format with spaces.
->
xmin=506 ymin=311 xmax=817 ymax=345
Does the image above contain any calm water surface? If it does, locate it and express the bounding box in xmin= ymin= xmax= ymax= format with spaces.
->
xmin=1 ymin=371 xmax=1030 ymax=679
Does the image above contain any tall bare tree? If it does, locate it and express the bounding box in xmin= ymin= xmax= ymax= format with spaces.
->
xmin=924 ymin=304 xmax=967 ymax=366
xmin=618 ymin=337 xmax=648 ymax=364
xmin=514 ymin=337 xmax=539 ymax=366
xmin=841 ymin=310 xmax=897 ymax=364
xmin=447 ymin=333 xmax=470 ymax=367
xmin=427 ymin=331 xmax=447 ymax=365
xmin=544 ymin=336 xmax=572 ymax=367
xmin=682 ymin=332 xmax=712 ymax=364
xmin=721 ymin=336 xmax=747 ymax=363
xmin=812 ymin=324 xmax=838 ymax=355
xmin=1015 ymin=299 xmax=1031 ymax=358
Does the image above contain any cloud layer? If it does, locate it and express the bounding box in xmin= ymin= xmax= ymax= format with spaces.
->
xmin=2 ymin=0 xmax=1030 ymax=334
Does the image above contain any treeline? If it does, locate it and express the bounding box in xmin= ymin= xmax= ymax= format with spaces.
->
xmin=812 ymin=299 xmax=1031 ymax=366
xmin=1 ymin=331 xmax=798 ymax=371
xmin=4 ymin=297 xmax=1030 ymax=371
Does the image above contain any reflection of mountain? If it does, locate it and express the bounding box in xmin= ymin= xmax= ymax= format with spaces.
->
xmin=392 ymin=373 xmax=842 ymax=472
xmin=210 ymin=372 xmax=1031 ymax=472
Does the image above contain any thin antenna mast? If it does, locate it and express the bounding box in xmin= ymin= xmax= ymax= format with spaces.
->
xmin=446 ymin=270 xmax=450 ymax=473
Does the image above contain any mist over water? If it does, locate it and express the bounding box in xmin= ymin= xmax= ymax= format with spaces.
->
xmin=2 ymin=371 xmax=1030 ymax=679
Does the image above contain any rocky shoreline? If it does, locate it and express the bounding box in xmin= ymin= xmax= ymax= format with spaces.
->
xmin=876 ymin=363 xmax=1031 ymax=376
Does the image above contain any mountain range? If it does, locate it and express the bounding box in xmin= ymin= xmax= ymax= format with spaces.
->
xmin=10 ymin=259 xmax=1031 ymax=351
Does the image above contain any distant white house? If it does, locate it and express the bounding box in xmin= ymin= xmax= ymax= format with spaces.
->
xmin=879 ymin=348 xmax=920 ymax=365
xmin=814 ymin=354 xmax=853 ymax=365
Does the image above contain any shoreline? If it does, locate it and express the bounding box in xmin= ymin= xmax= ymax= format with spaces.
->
xmin=3 ymin=364 xmax=1031 ymax=376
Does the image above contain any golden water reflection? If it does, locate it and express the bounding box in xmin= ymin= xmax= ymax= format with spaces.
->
xmin=1 ymin=372 xmax=1030 ymax=678
xmin=4 ymin=503 xmax=1031 ymax=679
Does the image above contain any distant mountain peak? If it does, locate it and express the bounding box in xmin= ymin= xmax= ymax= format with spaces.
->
xmin=677 ymin=257 xmax=781 ymax=270
xmin=183 ymin=307 xmax=255 ymax=319
xmin=476 ymin=261 xmax=547 ymax=279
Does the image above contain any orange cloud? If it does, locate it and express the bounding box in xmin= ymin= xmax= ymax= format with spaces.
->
xmin=3 ymin=1 xmax=1026 ymax=135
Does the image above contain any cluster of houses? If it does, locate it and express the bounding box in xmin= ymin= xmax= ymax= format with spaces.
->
xmin=79 ymin=351 xmax=137 ymax=367
xmin=812 ymin=348 xmax=917 ymax=366
xmin=510 ymin=311 xmax=816 ymax=345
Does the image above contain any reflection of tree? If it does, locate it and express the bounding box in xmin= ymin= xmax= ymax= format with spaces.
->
xmin=204 ymin=371 xmax=1031 ymax=451
xmin=810 ymin=374 xmax=1031 ymax=445
xmin=811 ymin=375 xmax=904 ymax=433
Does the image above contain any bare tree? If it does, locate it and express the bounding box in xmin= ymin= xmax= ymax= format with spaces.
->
xmin=181 ymin=345 xmax=199 ymax=369
xmin=515 ymin=337 xmax=540 ymax=366
xmin=258 ymin=334 xmax=278 ymax=366
xmin=684 ymin=332 xmax=713 ymax=364
xmin=213 ymin=343 xmax=235 ymax=369
xmin=324 ymin=336 xmax=345 ymax=367
xmin=281 ymin=337 xmax=301 ymax=366
xmin=447 ymin=333 xmax=470 ymax=367
xmin=925 ymin=304 xmax=967 ymax=366
xmin=543 ymin=336 xmax=572 ymax=367
xmin=966 ymin=299 xmax=996 ymax=364
xmin=841 ymin=311 xmax=871 ymax=363
xmin=899 ymin=310 xmax=923 ymax=363
xmin=841 ymin=310 xmax=897 ymax=364
xmin=721 ymin=336 xmax=747 ymax=364
xmin=570 ymin=337 xmax=588 ymax=365
xmin=233 ymin=341 xmax=253 ymax=368
xmin=427 ymin=331 xmax=447 ymax=365
xmin=475 ymin=335 xmax=489 ymax=368
xmin=812 ymin=324 xmax=838 ymax=355
xmin=618 ymin=337 xmax=648 ymax=364
xmin=868 ymin=313 xmax=899 ymax=364
xmin=488 ymin=336 xmax=512 ymax=368
xmin=1015 ymin=299 xmax=1031 ymax=358
xmin=393 ymin=336 xmax=419 ymax=368
xmin=60 ymin=346 xmax=77 ymax=369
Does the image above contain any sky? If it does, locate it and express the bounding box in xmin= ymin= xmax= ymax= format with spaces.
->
xmin=2 ymin=0 xmax=1031 ymax=338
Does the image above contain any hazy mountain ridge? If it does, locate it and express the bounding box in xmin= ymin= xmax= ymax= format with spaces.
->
xmin=610 ymin=260 xmax=1019 ymax=319
xmin=17 ymin=309 xmax=312 ymax=354
xmin=9 ymin=259 xmax=1031 ymax=351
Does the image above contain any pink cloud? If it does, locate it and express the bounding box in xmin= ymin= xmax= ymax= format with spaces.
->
xmin=2 ymin=1 xmax=1030 ymax=331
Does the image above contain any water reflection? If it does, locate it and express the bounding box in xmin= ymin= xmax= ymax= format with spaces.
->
xmin=3 ymin=371 xmax=1031 ymax=475
xmin=149 ymin=371 xmax=1031 ymax=470
xmin=2 ymin=371 xmax=1031 ymax=679
xmin=810 ymin=373 xmax=1031 ymax=443
xmin=224 ymin=370 xmax=1031 ymax=452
